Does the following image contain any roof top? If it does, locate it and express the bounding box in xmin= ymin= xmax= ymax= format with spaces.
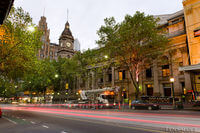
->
xmin=59 ymin=21 xmax=74 ymax=40
xmin=50 ymin=43 xmax=59 ymax=46
xmin=154 ymin=9 xmax=184 ymax=26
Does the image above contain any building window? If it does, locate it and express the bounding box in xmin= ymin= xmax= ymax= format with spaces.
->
xmin=108 ymin=74 xmax=112 ymax=82
xmin=162 ymin=65 xmax=170 ymax=77
xmin=146 ymin=68 xmax=152 ymax=78
xmin=50 ymin=51 xmax=53 ymax=55
xmin=119 ymin=70 xmax=126 ymax=80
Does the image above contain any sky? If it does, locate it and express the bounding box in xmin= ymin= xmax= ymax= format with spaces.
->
xmin=14 ymin=0 xmax=183 ymax=51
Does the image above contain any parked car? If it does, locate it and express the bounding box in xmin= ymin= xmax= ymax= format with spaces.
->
xmin=0 ymin=106 xmax=2 ymax=118
xmin=131 ymin=100 xmax=160 ymax=110
xmin=193 ymin=101 xmax=200 ymax=110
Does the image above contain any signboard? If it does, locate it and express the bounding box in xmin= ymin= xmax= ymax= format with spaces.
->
xmin=194 ymin=29 xmax=200 ymax=37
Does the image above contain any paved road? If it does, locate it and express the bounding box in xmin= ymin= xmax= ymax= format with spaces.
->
xmin=0 ymin=105 xmax=200 ymax=133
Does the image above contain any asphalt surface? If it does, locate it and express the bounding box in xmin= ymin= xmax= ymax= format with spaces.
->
xmin=0 ymin=104 xmax=200 ymax=133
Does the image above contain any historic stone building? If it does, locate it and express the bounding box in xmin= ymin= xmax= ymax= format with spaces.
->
xmin=37 ymin=16 xmax=76 ymax=60
xmin=179 ymin=0 xmax=200 ymax=100
xmin=82 ymin=0 xmax=200 ymax=102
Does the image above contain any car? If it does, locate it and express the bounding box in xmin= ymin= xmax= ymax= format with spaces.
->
xmin=131 ymin=100 xmax=160 ymax=110
xmin=0 ymin=106 xmax=2 ymax=118
xmin=193 ymin=101 xmax=200 ymax=110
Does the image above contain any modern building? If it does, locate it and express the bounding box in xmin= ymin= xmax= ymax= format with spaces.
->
xmin=74 ymin=38 xmax=81 ymax=51
xmin=38 ymin=16 xmax=76 ymax=60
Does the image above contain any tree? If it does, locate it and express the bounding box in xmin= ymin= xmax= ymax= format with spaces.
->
xmin=97 ymin=11 xmax=169 ymax=99
xmin=0 ymin=7 xmax=42 ymax=97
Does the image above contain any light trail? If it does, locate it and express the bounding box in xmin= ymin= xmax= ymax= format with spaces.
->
xmin=2 ymin=106 xmax=200 ymax=128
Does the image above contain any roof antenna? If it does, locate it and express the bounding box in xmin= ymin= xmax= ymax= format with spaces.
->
xmin=67 ymin=8 xmax=69 ymax=21
xmin=43 ymin=8 xmax=45 ymax=16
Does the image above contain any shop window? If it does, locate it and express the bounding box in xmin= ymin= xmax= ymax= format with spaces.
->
xmin=146 ymin=68 xmax=152 ymax=78
xmin=162 ymin=65 xmax=170 ymax=77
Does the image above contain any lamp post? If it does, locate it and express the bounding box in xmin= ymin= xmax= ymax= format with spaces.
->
xmin=170 ymin=77 xmax=176 ymax=109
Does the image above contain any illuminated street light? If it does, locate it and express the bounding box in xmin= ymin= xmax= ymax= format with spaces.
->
xmin=27 ymin=26 xmax=35 ymax=32
xmin=14 ymin=85 xmax=18 ymax=89
xmin=57 ymin=92 xmax=60 ymax=95
xmin=104 ymin=55 xmax=108 ymax=59
xmin=170 ymin=77 xmax=175 ymax=83
xmin=55 ymin=74 xmax=59 ymax=78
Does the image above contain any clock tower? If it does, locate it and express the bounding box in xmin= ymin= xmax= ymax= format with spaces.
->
xmin=58 ymin=21 xmax=75 ymax=58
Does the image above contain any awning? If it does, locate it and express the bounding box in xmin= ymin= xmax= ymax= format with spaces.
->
xmin=179 ymin=64 xmax=200 ymax=71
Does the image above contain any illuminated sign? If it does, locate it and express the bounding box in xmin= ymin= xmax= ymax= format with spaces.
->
xmin=194 ymin=29 xmax=200 ymax=37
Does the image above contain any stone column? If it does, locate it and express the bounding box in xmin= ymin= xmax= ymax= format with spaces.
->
xmin=184 ymin=71 xmax=192 ymax=91
xmin=92 ymin=71 xmax=95 ymax=89
xmin=153 ymin=60 xmax=160 ymax=96
xmin=112 ymin=67 xmax=115 ymax=87
xmin=103 ymin=69 xmax=106 ymax=87
xmin=86 ymin=70 xmax=90 ymax=89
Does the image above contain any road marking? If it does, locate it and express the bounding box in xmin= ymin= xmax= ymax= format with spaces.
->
xmin=42 ymin=125 xmax=49 ymax=128
xmin=30 ymin=121 xmax=35 ymax=124
xmin=61 ymin=131 xmax=68 ymax=133
xmin=3 ymin=117 xmax=17 ymax=125
xmin=22 ymin=119 xmax=26 ymax=121
xmin=54 ymin=115 xmax=165 ymax=133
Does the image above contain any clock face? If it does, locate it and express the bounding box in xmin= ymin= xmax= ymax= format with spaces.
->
xmin=66 ymin=42 xmax=71 ymax=47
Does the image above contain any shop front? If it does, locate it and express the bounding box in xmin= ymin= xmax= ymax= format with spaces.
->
xmin=179 ymin=64 xmax=200 ymax=101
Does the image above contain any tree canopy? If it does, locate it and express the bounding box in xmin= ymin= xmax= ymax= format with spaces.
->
xmin=97 ymin=11 xmax=169 ymax=99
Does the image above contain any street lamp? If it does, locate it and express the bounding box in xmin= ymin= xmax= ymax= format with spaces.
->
xmin=104 ymin=55 xmax=108 ymax=59
xmin=55 ymin=74 xmax=59 ymax=78
xmin=170 ymin=77 xmax=175 ymax=109
xmin=27 ymin=26 xmax=35 ymax=32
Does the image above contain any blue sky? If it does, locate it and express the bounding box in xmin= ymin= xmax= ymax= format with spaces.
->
xmin=14 ymin=0 xmax=183 ymax=51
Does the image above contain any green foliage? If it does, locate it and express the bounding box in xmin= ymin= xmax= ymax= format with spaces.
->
xmin=97 ymin=11 xmax=169 ymax=99
xmin=0 ymin=7 xmax=42 ymax=97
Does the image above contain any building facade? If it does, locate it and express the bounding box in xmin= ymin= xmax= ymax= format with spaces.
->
xmin=37 ymin=16 xmax=75 ymax=60
xmin=82 ymin=0 xmax=200 ymax=102
xmin=179 ymin=0 xmax=200 ymax=101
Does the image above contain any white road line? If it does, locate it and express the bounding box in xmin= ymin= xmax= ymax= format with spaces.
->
xmin=22 ymin=119 xmax=26 ymax=121
xmin=30 ymin=121 xmax=35 ymax=124
xmin=3 ymin=117 xmax=17 ymax=125
xmin=42 ymin=125 xmax=49 ymax=128
xmin=61 ymin=131 xmax=68 ymax=133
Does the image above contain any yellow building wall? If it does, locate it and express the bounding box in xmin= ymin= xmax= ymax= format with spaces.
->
xmin=183 ymin=0 xmax=200 ymax=64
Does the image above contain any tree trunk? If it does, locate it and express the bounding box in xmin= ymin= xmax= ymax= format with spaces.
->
xmin=127 ymin=68 xmax=139 ymax=100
